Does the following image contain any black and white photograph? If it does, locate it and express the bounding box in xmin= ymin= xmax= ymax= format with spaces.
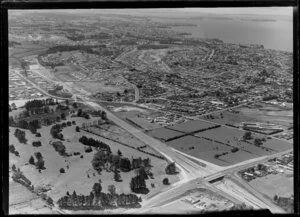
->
xmin=5 ymin=4 xmax=296 ymax=215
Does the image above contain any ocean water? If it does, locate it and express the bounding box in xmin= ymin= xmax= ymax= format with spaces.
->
xmin=153 ymin=18 xmax=293 ymax=52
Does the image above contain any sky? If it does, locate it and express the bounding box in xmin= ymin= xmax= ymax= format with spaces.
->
xmin=179 ymin=7 xmax=293 ymax=16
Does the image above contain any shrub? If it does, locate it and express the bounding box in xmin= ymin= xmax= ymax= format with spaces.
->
xmin=162 ymin=178 xmax=170 ymax=185
xmin=36 ymin=133 xmax=41 ymax=137
xmin=32 ymin=141 xmax=42 ymax=147
xmin=85 ymin=146 xmax=93 ymax=153
xmin=29 ymin=156 xmax=35 ymax=165
xmin=60 ymin=168 xmax=65 ymax=173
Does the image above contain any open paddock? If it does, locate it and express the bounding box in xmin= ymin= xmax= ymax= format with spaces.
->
xmin=126 ymin=117 xmax=161 ymax=131
xmin=75 ymin=81 xmax=125 ymax=93
xmin=167 ymin=135 xmax=233 ymax=166
xmin=261 ymin=139 xmax=293 ymax=152
xmin=148 ymin=127 xmax=184 ymax=141
xmin=194 ymin=126 xmax=287 ymax=156
xmin=194 ymin=126 xmax=246 ymax=144
xmin=166 ymin=120 xmax=219 ymax=133
xmin=218 ymin=150 xmax=259 ymax=165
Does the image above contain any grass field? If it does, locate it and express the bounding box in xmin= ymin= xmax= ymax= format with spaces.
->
xmin=248 ymin=173 xmax=293 ymax=199
xmin=9 ymin=180 xmax=59 ymax=214
xmin=9 ymin=112 xmax=179 ymax=207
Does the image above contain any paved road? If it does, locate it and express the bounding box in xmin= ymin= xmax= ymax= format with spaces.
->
xmin=228 ymin=174 xmax=286 ymax=213
xmin=84 ymin=101 xmax=220 ymax=180
xmin=125 ymin=148 xmax=292 ymax=213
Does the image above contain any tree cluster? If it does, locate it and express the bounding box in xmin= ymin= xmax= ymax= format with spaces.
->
xmin=130 ymin=175 xmax=149 ymax=194
xmin=14 ymin=128 xmax=27 ymax=144
xmin=79 ymin=136 xmax=111 ymax=153
xmin=243 ymin=132 xmax=252 ymax=140
xmin=77 ymin=109 xmax=90 ymax=119
xmin=51 ymin=141 xmax=67 ymax=156
xmin=50 ymin=124 xmax=64 ymax=140
xmin=9 ymin=144 xmax=20 ymax=157
xmin=34 ymin=152 xmax=46 ymax=170
xmin=12 ymin=168 xmax=34 ymax=192
xmin=57 ymin=184 xmax=141 ymax=210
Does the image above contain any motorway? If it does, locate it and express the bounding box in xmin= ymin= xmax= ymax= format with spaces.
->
xmin=14 ymin=68 xmax=292 ymax=214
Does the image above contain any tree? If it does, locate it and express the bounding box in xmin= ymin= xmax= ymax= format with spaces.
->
xmin=15 ymin=151 xmax=20 ymax=157
xmin=32 ymin=141 xmax=42 ymax=147
xmin=60 ymin=168 xmax=65 ymax=173
xmin=18 ymin=120 xmax=29 ymax=129
xmin=117 ymin=149 xmax=122 ymax=157
xmin=130 ymin=175 xmax=149 ymax=194
xmin=76 ymin=126 xmax=80 ymax=132
xmin=34 ymin=152 xmax=43 ymax=161
xmin=274 ymin=194 xmax=278 ymax=201
xmin=35 ymin=159 xmax=45 ymax=170
xmin=77 ymin=109 xmax=83 ymax=117
xmin=29 ymin=156 xmax=35 ymax=165
xmin=165 ymin=162 xmax=177 ymax=174
xmin=72 ymin=102 xmax=78 ymax=108
xmin=46 ymin=197 xmax=54 ymax=205
xmin=9 ymin=116 xmax=15 ymax=126
xmin=243 ymin=131 xmax=252 ymax=140
xmin=92 ymin=182 xmax=102 ymax=197
xmin=108 ymin=185 xmax=116 ymax=195
xmin=12 ymin=164 xmax=16 ymax=171
xmin=254 ymin=138 xmax=263 ymax=147
xmin=61 ymin=113 xmax=66 ymax=120
xmin=114 ymin=169 xmax=122 ymax=182
xmin=11 ymin=103 xmax=17 ymax=110
xmin=9 ymin=144 xmax=16 ymax=153
xmin=101 ymin=111 xmax=107 ymax=120
xmin=162 ymin=178 xmax=170 ymax=185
